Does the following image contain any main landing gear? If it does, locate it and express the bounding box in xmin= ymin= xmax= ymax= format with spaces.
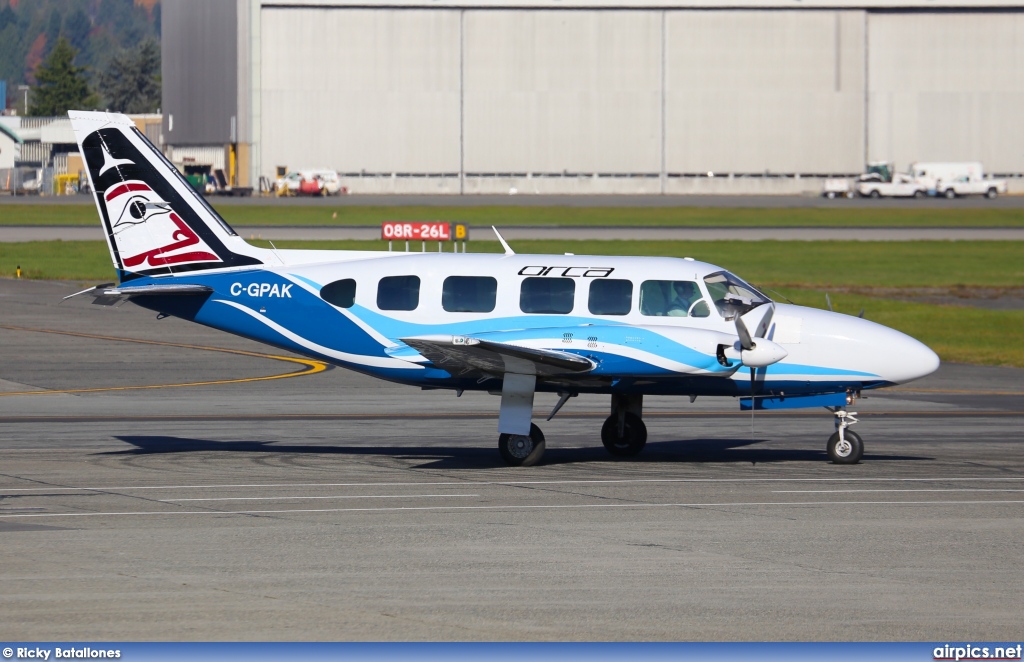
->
xmin=826 ymin=406 xmax=863 ymax=464
xmin=498 ymin=423 xmax=546 ymax=467
xmin=601 ymin=394 xmax=647 ymax=457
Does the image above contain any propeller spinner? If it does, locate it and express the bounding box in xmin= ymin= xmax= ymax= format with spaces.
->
xmin=733 ymin=306 xmax=787 ymax=369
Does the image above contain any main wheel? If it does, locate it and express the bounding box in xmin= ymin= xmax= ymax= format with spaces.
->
xmin=601 ymin=412 xmax=648 ymax=457
xmin=827 ymin=430 xmax=863 ymax=464
xmin=498 ymin=423 xmax=546 ymax=467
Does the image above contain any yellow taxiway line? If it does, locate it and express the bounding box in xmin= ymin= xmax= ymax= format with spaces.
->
xmin=0 ymin=325 xmax=329 ymax=396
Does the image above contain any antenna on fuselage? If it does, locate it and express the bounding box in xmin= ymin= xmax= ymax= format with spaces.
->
xmin=492 ymin=227 xmax=515 ymax=255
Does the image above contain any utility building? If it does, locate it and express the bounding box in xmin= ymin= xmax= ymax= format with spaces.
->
xmin=162 ymin=0 xmax=1024 ymax=194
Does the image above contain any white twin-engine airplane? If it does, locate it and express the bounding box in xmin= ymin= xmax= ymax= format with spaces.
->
xmin=67 ymin=111 xmax=940 ymax=466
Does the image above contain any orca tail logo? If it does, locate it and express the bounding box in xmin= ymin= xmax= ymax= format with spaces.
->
xmin=69 ymin=111 xmax=264 ymax=282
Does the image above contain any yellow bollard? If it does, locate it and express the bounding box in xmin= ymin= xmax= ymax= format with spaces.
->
xmin=16 ymin=265 xmax=22 ymax=279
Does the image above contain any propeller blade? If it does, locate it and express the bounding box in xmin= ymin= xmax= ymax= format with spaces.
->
xmin=756 ymin=303 xmax=775 ymax=338
xmin=825 ymin=293 xmax=833 ymax=312
xmin=735 ymin=316 xmax=754 ymax=351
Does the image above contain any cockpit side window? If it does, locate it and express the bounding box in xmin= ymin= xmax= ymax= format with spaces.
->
xmin=639 ymin=280 xmax=708 ymax=317
xmin=702 ymin=271 xmax=770 ymax=319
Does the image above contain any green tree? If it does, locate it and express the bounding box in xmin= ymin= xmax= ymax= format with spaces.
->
xmin=98 ymin=39 xmax=161 ymax=114
xmin=29 ymin=36 xmax=98 ymax=116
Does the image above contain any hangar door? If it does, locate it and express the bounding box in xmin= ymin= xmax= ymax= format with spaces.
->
xmin=665 ymin=10 xmax=866 ymax=175
xmin=260 ymin=8 xmax=461 ymax=175
xmin=867 ymin=12 xmax=1024 ymax=173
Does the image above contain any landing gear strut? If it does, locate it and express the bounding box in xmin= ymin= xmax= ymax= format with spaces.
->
xmin=601 ymin=394 xmax=647 ymax=457
xmin=496 ymin=372 xmax=546 ymax=466
xmin=827 ymin=407 xmax=863 ymax=464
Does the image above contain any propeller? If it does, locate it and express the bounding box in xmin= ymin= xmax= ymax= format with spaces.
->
xmin=733 ymin=305 xmax=785 ymax=405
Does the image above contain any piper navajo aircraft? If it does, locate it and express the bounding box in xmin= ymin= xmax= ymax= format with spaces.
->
xmin=67 ymin=111 xmax=940 ymax=466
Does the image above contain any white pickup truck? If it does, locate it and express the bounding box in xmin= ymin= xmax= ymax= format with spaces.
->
xmin=856 ymin=172 xmax=925 ymax=198
xmin=910 ymin=162 xmax=1007 ymax=199
xmin=936 ymin=175 xmax=1007 ymax=199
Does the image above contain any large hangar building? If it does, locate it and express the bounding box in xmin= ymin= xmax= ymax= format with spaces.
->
xmin=161 ymin=0 xmax=1024 ymax=195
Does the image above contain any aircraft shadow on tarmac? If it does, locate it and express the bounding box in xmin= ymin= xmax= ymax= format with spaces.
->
xmin=111 ymin=435 xmax=929 ymax=469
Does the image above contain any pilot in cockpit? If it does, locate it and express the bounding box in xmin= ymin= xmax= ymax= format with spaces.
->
xmin=666 ymin=281 xmax=698 ymax=317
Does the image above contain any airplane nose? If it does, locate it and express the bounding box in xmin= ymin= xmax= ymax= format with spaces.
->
xmin=882 ymin=330 xmax=940 ymax=385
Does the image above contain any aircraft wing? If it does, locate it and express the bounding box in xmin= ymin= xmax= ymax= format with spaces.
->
xmin=63 ymin=283 xmax=214 ymax=306
xmin=396 ymin=334 xmax=594 ymax=377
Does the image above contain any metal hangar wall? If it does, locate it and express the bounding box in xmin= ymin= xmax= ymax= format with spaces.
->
xmin=162 ymin=0 xmax=1024 ymax=194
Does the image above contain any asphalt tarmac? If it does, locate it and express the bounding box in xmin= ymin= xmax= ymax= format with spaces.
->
xmin=1 ymin=279 xmax=1022 ymax=641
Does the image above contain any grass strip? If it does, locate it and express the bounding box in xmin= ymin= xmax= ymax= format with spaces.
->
xmin=4 ymin=203 xmax=1024 ymax=227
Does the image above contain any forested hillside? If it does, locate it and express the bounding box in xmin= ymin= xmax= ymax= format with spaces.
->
xmin=0 ymin=0 xmax=160 ymax=112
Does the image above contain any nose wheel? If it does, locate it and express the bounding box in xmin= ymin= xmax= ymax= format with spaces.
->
xmin=499 ymin=423 xmax=546 ymax=466
xmin=827 ymin=408 xmax=863 ymax=464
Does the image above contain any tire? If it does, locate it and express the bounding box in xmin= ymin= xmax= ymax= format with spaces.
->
xmin=601 ymin=412 xmax=648 ymax=457
xmin=913 ymin=190 xmax=924 ymax=198
xmin=827 ymin=430 xmax=863 ymax=465
xmin=498 ymin=423 xmax=546 ymax=467
xmin=826 ymin=191 xmax=836 ymax=200
xmin=845 ymin=191 xmax=854 ymax=199
xmin=869 ymin=190 xmax=881 ymax=199
xmin=944 ymin=188 xmax=956 ymax=199
xmin=986 ymin=188 xmax=998 ymax=199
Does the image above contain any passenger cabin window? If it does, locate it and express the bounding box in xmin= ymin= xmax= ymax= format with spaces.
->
xmin=442 ymin=276 xmax=497 ymax=313
xmin=377 ymin=275 xmax=420 ymax=311
xmin=703 ymin=271 xmax=770 ymax=319
xmin=320 ymin=278 xmax=356 ymax=308
xmin=520 ymin=277 xmax=575 ymax=314
xmin=639 ymin=280 xmax=710 ymax=318
xmin=588 ymin=279 xmax=632 ymax=316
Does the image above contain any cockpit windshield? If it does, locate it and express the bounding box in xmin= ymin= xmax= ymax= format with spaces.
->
xmin=703 ymin=271 xmax=771 ymax=319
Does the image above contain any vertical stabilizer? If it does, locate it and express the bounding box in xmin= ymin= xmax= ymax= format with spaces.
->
xmin=68 ymin=111 xmax=264 ymax=282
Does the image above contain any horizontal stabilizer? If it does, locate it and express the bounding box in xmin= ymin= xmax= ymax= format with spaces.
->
xmin=64 ymin=283 xmax=213 ymax=306
xmin=397 ymin=334 xmax=594 ymax=377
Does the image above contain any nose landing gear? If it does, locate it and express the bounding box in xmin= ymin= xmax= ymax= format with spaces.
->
xmin=827 ymin=407 xmax=863 ymax=464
